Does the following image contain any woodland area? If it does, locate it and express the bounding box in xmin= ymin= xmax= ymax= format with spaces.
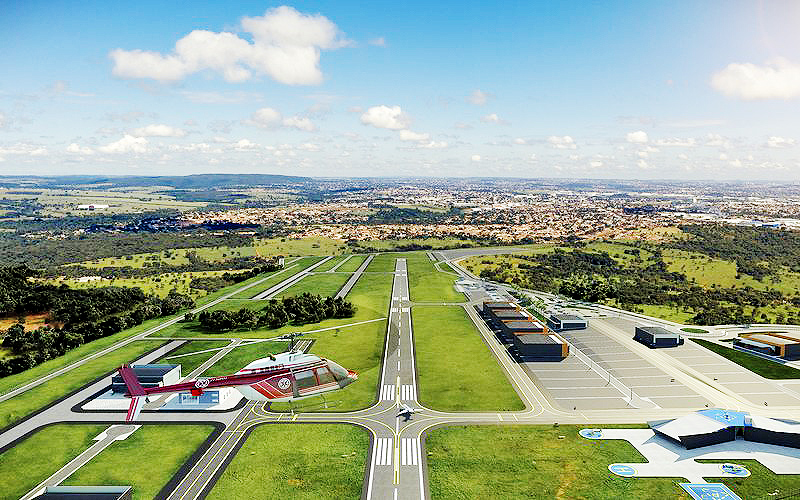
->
xmin=0 ymin=265 xmax=195 ymax=377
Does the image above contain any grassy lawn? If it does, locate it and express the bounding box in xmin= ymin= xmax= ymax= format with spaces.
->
xmin=691 ymin=339 xmax=800 ymax=379
xmin=335 ymin=255 xmax=367 ymax=273
xmin=276 ymin=272 xmax=353 ymax=299
xmin=155 ymin=271 xmax=392 ymax=341
xmin=0 ymin=340 xmax=166 ymax=429
xmin=229 ymin=256 xmax=324 ymax=298
xmin=699 ymin=459 xmax=800 ymax=498
xmin=359 ymin=238 xmax=478 ymax=250
xmin=202 ymin=341 xmax=288 ymax=376
xmin=312 ymin=255 xmax=348 ymax=272
xmin=207 ymin=424 xmax=368 ymax=500
xmin=426 ymin=424 xmax=689 ymax=500
xmin=268 ymin=273 xmax=393 ymax=412
xmin=412 ymin=306 xmax=523 ymax=411
xmin=62 ymin=424 xmax=214 ymax=500
xmin=681 ymin=327 xmax=709 ymax=334
xmin=156 ymin=340 xmax=229 ymax=374
xmin=406 ymin=252 xmax=465 ymax=303
xmin=365 ymin=253 xmax=401 ymax=273
xmin=0 ymin=423 xmax=106 ymax=500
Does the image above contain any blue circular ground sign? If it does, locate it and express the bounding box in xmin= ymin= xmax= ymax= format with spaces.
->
xmin=608 ymin=464 xmax=637 ymax=477
xmin=720 ymin=463 xmax=750 ymax=477
xmin=579 ymin=428 xmax=603 ymax=439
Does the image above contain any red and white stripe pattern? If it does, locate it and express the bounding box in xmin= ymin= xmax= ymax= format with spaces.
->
xmin=126 ymin=396 xmax=144 ymax=422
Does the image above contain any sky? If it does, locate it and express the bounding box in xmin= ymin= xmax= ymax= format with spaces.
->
xmin=2 ymin=0 xmax=800 ymax=180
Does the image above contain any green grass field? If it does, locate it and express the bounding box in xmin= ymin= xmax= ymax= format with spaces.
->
xmin=207 ymin=424 xmax=368 ymax=500
xmin=0 ymin=423 xmax=107 ymax=499
xmin=202 ymin=341 xmax=288 ymax=376
xmin=698 ymin=459 xmax=800 ymax=498
xmin=156 ymin=270 xmax=391 ymax=341
xmin=311 ymin=255 xmax=348 ymax=272
xmin=691 ymin=339 xmax=800 ymax=379
xmin=0 ymin=341 xmax=166 ymax=429
xmin=276 ymin=272 xmax=353 ymax=299
xmin=412 ymin=306 xmax=523 ymax=411
xmin=335 ymin=255 xmax=367 ymax=273
xmin=406 ymin=252 xmax=465 ymax=303
xmin=365 ymin=253 xmax=401 ymax=273
xmin=268 ymin=272 xmax=393 ymax=412
xmin=426 ymin=425 xmax=689 ymax=500
xmin=62 ymin=425 xmax=214 ymax=500
xmin=156 ymin=340 xmax=229 ymax=374
xmin=229 ymin=256 xmax=323 ymax=298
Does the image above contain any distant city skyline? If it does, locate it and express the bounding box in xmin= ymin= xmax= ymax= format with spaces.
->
xmin=2 ymin=1 xmax=800 ymax=180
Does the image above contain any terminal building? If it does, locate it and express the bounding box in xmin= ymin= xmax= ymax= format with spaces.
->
xmin=110 ymin=364 xmax=181 ymax=393
xmin=633 ymin=326 xmax=684 ymax=348
xmin=649 ymin=408 xmax=800 ymax=450
xmin=733 ymin=332 xmax=800 ymax=360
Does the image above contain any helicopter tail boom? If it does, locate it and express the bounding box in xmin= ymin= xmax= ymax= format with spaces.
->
xmin=118 ymin=364 xmax=147 ymax=422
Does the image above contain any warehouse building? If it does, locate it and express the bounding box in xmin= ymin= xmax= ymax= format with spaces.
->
xmin=633 ymin=326 xmax=684 ymax=348
xmin=482 ymin=301 xmax=518 ymax=314
xmin=547 ymin=313 xmax=588 ymax=331
xmin=111 ymin=364 xmax=181 ymax=394
xmin=511 ymin=332 xmax=569 ymax=361
xmin=498 ymin=319 xmax=548 ymax=343
xmin=734 ymin=332 xmax=800 ymax=360
xmin=649 ymin=408 xmax=800 ymax=450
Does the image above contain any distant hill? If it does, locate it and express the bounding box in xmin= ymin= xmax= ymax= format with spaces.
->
xmin=0 ymin=173 xmax=310 ymax=189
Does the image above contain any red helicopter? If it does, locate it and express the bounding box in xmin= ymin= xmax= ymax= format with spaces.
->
xmin=118 ymin=333 xmax=358 ymax=422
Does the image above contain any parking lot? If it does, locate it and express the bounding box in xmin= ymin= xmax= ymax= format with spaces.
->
xmin=655 ymin=333 xmax=800 ymax=407
xmin=555 ymin=320 xmax=712 ymax=409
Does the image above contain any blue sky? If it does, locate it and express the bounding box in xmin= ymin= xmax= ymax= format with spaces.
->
xmin=2 ymin=1 xmax=800 ymax=179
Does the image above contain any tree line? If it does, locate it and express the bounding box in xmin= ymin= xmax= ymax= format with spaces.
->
xmin=196 ymin=293 xmax=356 ymax=332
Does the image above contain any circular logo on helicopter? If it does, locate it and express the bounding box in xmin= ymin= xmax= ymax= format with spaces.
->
xmin=194 ymin=378 xmax=210 ymax=389
xmin=277 ymin=378 xmax=291 ymax=391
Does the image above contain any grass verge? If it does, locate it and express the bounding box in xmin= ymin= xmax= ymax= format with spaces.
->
xmin=691 ymin=339 xmax=800 ymax=379
xmin=426 ymin=424 xmax=688 ymax=500
xmin=406 ymin=252 xmax=465 ymax=303
xmin=335 ymin=255 xmax=367 ymax=273
xmin=207 ymin=424 xmax=368 ymax=500
xmin=276 ymin=272 xmax=353 ymax=299
xmin=413 ymin=306 xmax=523 ymax=411
xmin=156 ymin=340 xmax=229 ymax=374
xmin=202 ymin=341 xmax=288 ymax=376
xmin=62 ymin=424 xmax=214 ymax=500
xmin=699 ymin=459 xmax=800 ymax=498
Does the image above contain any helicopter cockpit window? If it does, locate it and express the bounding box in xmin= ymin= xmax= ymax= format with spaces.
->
xmin=328 ymin=360 xmax=349 ymax=381
xmin=295 ymin=370 xmax=316 ymax=390
xmin=316 ymin=367 xmax=335 ymax=385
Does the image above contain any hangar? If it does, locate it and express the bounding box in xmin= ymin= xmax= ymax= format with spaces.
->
xmin=511 ymin=333 xmax=569 ymax=361
xmin=634 ymin=326 xmax=684 ymax=348
xmin=649 ymin=408 xmax=800 ymax=450
xmin=734 ymin=332 xmax=800 ymax=360
xmin=547 ymin=313 xmax=587 ymax=331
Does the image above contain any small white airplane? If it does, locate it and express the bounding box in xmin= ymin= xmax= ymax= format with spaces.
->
xmin=396 ymin=402 xmax=419 ymax=421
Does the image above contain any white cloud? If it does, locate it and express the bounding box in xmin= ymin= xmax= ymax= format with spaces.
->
xmin=705 ymin=133 xmax=730 ymax=148
xmin=283 ymin=115 xmax=316 ymax=131
xmin=513 ymin=138 xmax=528 ymax=145
xmin=0 ymin=112 xmax=5 ymax=129
xmin=249 ymin=107 xmax=283 ymax=128
xmin=297 ymin=142 xmax=320 ymax=152
xmin=399 ymin=130 xmax=429 ymax=141
xmin=419 ymin=140 xmax=447 ymax=149
xmin=131 ymin=124 xmax=187 ymax=137
xmin=626 ymin=130 xmax=648 ymax=143
xmin=589 ymin=160 xmax=603 ymax=168
xmin=368 ymin=37 xmax=386 ymax=47
xmin=99 ymin=134 xmax=148 ymax=153
xmin=234 ymin=138 xmax=259 ymax=150
xmin=766 ymin=136 xmax=796 ymax=148
xmin=711 ymin=57 xmax=800 ymax=100
xmin=66 ymin=143 xmax=94 ymax=154
xmin=467 ymin=89 xmax=491 ymax=105
xmin=653 ymin=137 xmax=696 ymax=147
xmin=480 ymin=113 xmax=502 ymax=124
xmin=471 ymin=154 xmax=481 ymax=162
xmin=360 ymin=105 xmax=411 ymax=130
xmin=110 ymin=6 xmax=350 ymax=85
xmin=547 ymin=135 xmax=577 ymax=149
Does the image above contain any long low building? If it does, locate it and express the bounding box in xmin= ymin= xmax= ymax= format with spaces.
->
xmin=649 ymin=408 xmax=800 ymax=450
xmin=547 ymin=313 xmax=587 ymax=331
xmin=511 ymin=333 xmax=569 ymax=361
xmin=634 ymin=326 xmax=683 ymax=348
xmin=111 ymin=364 xmax=181 ymax=393
xmin=734 ymin=332 xmax=800 ymax=360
